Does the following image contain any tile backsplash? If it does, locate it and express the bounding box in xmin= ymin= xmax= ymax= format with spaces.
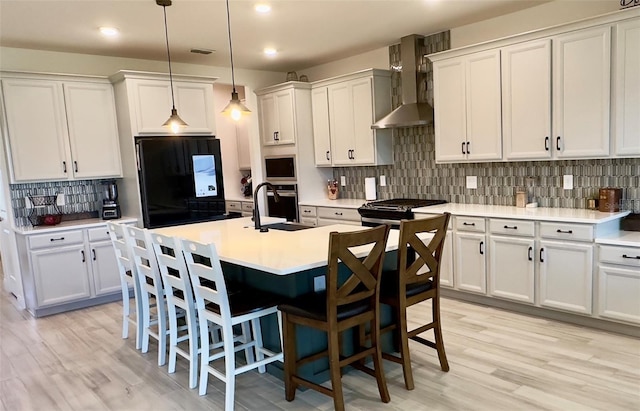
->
xmin=11 ymin=179 xmax=106 ymax=227
xmin=333 ymin=31 xmax=640 ymax=209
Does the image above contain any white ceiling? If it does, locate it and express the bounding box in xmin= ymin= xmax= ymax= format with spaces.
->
xmin=0 ymin=0 xmax=553 ymax=72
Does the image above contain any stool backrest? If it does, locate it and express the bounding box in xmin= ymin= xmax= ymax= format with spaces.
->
xmin=326 ymin=224 xmax=390 ymax=316
xmin=125 ymin=226 xmax=164 ymax=298
xmin=398 ymin=213 xmax=451 ymax=286
xmin=108 ymin=222 xmax=134 ymax=279
xmin=149 ymin=232 xmax=195 ymax=312
xmin=180 ymin=239 xmax=231 ymax=323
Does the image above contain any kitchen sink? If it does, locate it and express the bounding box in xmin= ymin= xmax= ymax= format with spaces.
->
xmin=262 ymin=222 xmax=314 ymax=232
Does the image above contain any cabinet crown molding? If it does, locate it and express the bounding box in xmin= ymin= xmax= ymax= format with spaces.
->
xmin=310 ymin=68 xmax=390 ymax=88
xmin=108 ymin=70 xmax=218 ymax=84
xmin=0 ymin=70 xmax=110 ymax=83
xmin=254 ymin=81 xmax=311 ymax=96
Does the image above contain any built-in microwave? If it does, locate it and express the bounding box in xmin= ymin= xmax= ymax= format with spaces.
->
xmin=264 ymin=156 xmax=296 ymax=180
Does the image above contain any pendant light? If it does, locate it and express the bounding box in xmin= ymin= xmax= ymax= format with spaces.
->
xmin=157 ymin=0 xmax=187 ymax=133
xmin=222 ymin=0 xmax=251 ymax=121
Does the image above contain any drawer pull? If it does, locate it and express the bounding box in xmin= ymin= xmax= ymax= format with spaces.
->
xmin=50 ymin=237 xmax=65 ymax=242
xmin=304 ymin=210 xmax=311 ymax=213
xmin=335 ymin=212 xmax=343 ymax=216
xmin=503 ymin=225 xmax=518 ymax=230
xmin=622 ymin=254 xmax=640 ymax=260
xmin=556 ymin=229 xmax=573 ymax=234
xmin=463 ymin=222 xmax=475 ymax=226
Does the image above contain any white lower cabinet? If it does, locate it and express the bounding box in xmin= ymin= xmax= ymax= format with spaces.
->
xmin=18 ymin=221 xmax=135 ymax=316
xmin=539 ymin=240 xmax=593 ymax=314
xmin=597 ymin=244 xmax=640 ymax=324
xmin=440 ymin=234 xmax=454 ymax=288
xmin=32 ymin=243 xmax=91 ymax=307
xmin=316 ymin=206 xmax=361 ymax=226
xmin=490 ymin=236 xmax=535 ymax=304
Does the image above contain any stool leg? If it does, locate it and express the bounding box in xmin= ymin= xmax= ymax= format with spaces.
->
xmin=187 ymin=311 xmax=199 ymax=389
xmin=141 ymin=291 xmax=151 ymax=354
xmin=198 ymin=316 xmax=211 ymax=396
xmin=241 ymin=321 xmax=256 ymax=367
xmin=223 ymin=325 xmax=236 ymax=411
xmin=283 ymin=313 xmax=297 ymax=402
xmin=371 ymin=317 xmax=391 ymax=402
xmin=328 ymin=327 xmax=345 ymax=411
xmin=433 ymin=296 xmax=449 ymax=372
xmin=167 ymin=299 xmax=178 ymax=374
xmin=157 ymin=296 xmax=167 ymax=366
xmin=251 ymin=318 xmax=266 ymax=373
xmin=398 ymin=305 xmax=414 ymax=390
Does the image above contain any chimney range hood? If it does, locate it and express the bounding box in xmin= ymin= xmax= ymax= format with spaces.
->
xmin=372 ymin=34 xmax=433 ymax=129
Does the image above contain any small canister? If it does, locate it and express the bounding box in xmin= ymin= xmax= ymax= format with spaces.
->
xmin=516 ymin=191 xmax=527 ymax=208
xmin=599 ymin=188 xmax=622 ymax=212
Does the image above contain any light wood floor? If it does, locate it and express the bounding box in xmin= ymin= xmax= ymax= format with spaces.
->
xmin=1 ymin=287 xmax=639 ymax=411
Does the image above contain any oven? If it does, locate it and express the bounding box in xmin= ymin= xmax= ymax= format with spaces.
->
xmin=358 ymin=198 xmax=447 ymax=228
xmin=265 ymin=156 xmax=296 ymax=181
xmin=266 ymin=183 xmax=298 ymax=222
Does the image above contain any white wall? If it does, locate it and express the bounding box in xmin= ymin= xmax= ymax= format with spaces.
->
xmin=300 ymin=47 xmax=389 ymax=82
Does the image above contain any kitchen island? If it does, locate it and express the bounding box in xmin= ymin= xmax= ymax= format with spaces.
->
xmin=155 ymin=216 xmax=410 ymax=383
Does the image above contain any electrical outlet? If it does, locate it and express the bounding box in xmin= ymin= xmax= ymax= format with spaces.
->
xmin=340 ymin=176 xmax=346 ymax=186
xmin=563 ymin=174 xmax=573 ymax=190
xmin=56 ymin=193 xmax=66 ymax=206
xmin=466 ymin=176 xmax=478 ymax=189
xmin=313 ymin=276 xmax=326 ymax=292
xmin=380 ymin=175 xmax=386 ymax=186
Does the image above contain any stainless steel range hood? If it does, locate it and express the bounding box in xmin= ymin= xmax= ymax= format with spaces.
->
xmin=372 ymin=34 xmax=433 ymax=129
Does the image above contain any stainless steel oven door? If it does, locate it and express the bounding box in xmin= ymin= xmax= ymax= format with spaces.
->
xmin=266 ymin=184 xmax=298 ymax=222
xmin=361 ymin=216 xmax=401 ymax=229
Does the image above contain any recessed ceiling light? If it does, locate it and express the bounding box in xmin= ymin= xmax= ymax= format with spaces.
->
xmin=264 ymin=48 xmax=277 ymax=56
xmin=99 ymin=27 xmax=119 ymax=37
xmin=255 ymin=4 xmax=271 ymax=13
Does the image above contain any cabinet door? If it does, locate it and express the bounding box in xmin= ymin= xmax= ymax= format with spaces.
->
xmin=1 ymin=78 xmax=70 ymax=181
xmin=328 ymin=82 xmax=354 ymax=165
xmin=597 ymin=265 xmax=640 ymax=324
xmin=275 ymin=90 xmax=296 ymax=145
xmin=440 ymin=232 xmax=454 ymax=288
xmin=63 ymin=82 xmax=122 ymax=179
xmin=489 ymin=236 xmax=535 ymax=304
xmin=32 ymin=244 xmax=91 ymax=306
xmin=553 ymin=26 xmax=611 ymax=158
xmin=91 ymin=240 xmax=121 ymax=296
xmin=131 ymin=79 xmax=174 ymax=134
xmin=614 ymin=19 xmax=640 ymax=156
xmin=433 ymin=59 xmax=466 ymax=162
xmin=174 ymin=81 xmax=216 ymax=134
xmin=351 ymin=78 xmax=376 ymax=164
xmin=259 ymin=93 xmax=278 ymax=145
xmin=539 ymin=240 xmax=593 ymax=314
xmin=311 ymin=87 xmax=332 ymax=166
xmin=454 ymin=232 xmax=486 ymax=294
xmin=502 ymin=40 xmax=552 ymax=160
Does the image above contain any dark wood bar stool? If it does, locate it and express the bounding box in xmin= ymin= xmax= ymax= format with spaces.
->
xmin=278 ymin=225 xmax=391 ymax=411
xmin=379 ymin=213 xmax=451 ymax=390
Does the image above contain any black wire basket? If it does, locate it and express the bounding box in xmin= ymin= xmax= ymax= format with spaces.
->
xmin=28 ymin=194 xmax=63 ymax=226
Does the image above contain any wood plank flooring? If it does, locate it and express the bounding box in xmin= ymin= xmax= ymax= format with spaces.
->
xmin=1 ymin=285 xmax=639 ymax=410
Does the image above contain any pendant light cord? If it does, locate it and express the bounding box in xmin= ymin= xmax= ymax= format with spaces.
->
xmin=162 ymin=4 xmax=177 ymax=110
xmin=225 ymin=0 xmax=237 ymax=93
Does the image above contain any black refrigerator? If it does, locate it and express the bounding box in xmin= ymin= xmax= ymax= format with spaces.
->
xmin=136 ymin=136 xmax=227 ymax=228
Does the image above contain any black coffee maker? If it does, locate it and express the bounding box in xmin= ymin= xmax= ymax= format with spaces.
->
xmin=102 ymin=180 xmax=121 ymax=219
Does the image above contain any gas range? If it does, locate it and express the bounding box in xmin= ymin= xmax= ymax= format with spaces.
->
xmin=358 ymin=198 xmax=447 ymax=226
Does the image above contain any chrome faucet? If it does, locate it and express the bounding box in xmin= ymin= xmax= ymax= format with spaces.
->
xmin=253 ymin=182 xmax=280 ymax=232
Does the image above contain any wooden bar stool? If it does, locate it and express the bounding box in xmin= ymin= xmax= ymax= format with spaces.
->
xmin=278 ymin=224 xmax=391 ymax=411
xmin=180 ymin=238 xmax=284 ymax=409
xmin=379 ymin=213 xmax=451 ymax=390
xmin=107 ymin=222 xmax=142 ymax=350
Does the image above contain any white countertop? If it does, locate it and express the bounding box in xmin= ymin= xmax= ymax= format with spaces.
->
xmin=15 ymin=216 xmax=138 ymax=235
xmin=154 ymin=216 xmax=408 ymax=275
xmin=413 ymin=203 xmax=630 ymax=224
xmin=595 ymin=231 xmax=640 ymax=247
xmin=298 ymin=198 xmax=366 ymax=209
xmin=225 ymin=196 xmax=253 ymax=202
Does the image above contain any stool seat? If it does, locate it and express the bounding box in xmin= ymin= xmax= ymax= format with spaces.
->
xmin=206 ymin=286 xmax=284 ymax=317
xmin=380 ymin=271 xmax=434 ymax=298
xmin=278 ymin=291 xmax=369 ymax=322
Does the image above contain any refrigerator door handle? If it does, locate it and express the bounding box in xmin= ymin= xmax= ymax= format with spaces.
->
xmin=135 ymin=143 xmax=141 ymax=171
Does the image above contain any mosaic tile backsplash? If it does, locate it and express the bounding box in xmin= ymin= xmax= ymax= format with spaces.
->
xmin=333 ymin=32 xmax=640 ymax=210
xmin=11 ymin=180 xmax=107 ymax=227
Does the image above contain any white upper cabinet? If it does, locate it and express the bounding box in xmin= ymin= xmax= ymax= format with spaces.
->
xmin=502 ymin=40 xmax=552 ymax=160
xmin=311 ymin=69 xmax=393 ymax=167
xmin=258 ymin=87 xmax=296 ymax=146
xmin=311 ymin=87 xmax=332 ymax=166
xmin=613 ymin=18 xmax=640 ymax=156
xmin=1 ymin=75 xmax=122 ymax=182
xmin=434 ymin=49 xmax=502 ymax=163
xmin=109 ymin=71 xmax=217 ymax=136
xmin=553 ymin=26 xmax=611 ymax=158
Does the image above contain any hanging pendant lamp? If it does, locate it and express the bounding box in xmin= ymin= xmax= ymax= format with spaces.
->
xmin=222 ymin=0 xmax=251 ymax=121
xmin=157 ymin=0 xmax=187 ymax=133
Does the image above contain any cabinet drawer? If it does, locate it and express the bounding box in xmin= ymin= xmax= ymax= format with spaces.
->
xmin=241 ymin=201 xmax=254 ymax=212
xmin=455 ymin=216 xmax=486 ymax=232
xmin=226 ymin=201 xmax=241 ymax=212
xmin=489 ymin=219 xmax=535 ymax=237
xmin=300 ymin=217 xmax=318 ymax=226
xmin=300 ymin=206 xmax=317 ymax=218
xmin=29 ymin=230 xmax=84 ymax=250
xmin=88 ymin=226 xmax=110 ymax=242
xmin=317 ymin=207 xmax=360 ymax=222
xmin=540 ymin=222 xmax=593 ymax=242
xmin=599 ymin=245 xmax=640 ymax=268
